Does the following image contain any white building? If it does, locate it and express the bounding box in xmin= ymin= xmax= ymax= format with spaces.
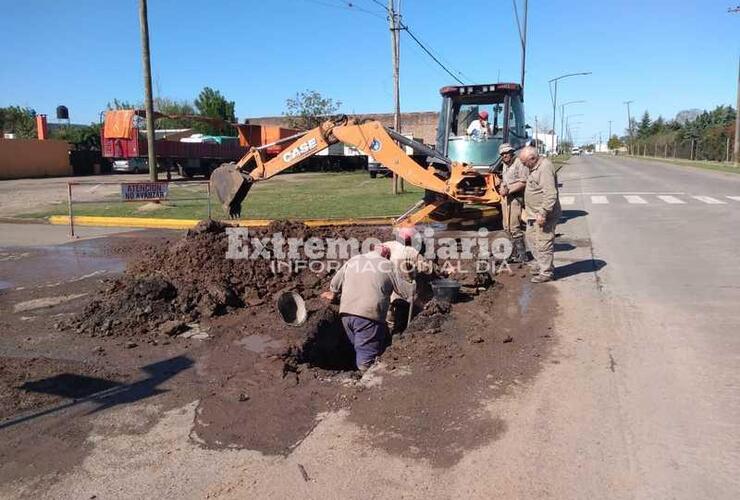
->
xmin=532 ymin=131 xmax=558 ymax=155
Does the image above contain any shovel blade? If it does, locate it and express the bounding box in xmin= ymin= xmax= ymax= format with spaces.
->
xmin=210 ymin=163 xmax=252 ymax=218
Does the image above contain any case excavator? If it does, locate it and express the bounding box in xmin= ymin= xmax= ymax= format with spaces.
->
xmin=211 ymin=82 xmax=527 ymax=227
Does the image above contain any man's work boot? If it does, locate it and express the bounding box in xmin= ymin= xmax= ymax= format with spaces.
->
xmin=511 ymin=237 xmax=528 ymax=264
xmin=527 ymin=262 xmax=540 ymax=274
xmin=530 ymin=274 xmax=553 ymax=283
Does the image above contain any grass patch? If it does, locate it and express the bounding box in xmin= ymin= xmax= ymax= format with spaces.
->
xmin=22 ymin=172 xmax=426 ymax=220
xmin=620 ymin=155 xmax=740 ymax=174
xmin=552 ymin=154 xmax=571 ymax=173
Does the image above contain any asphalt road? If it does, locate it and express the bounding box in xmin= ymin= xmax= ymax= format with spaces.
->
xmin=534 ymin=154 xmax=740 ymax=498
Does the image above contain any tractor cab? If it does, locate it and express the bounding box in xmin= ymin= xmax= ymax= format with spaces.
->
xmin=436 ymin=83 xmax=527 ymax=170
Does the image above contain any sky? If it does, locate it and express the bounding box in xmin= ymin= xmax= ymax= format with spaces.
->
xmin=1 ymin=0 xmax=738 ymax=145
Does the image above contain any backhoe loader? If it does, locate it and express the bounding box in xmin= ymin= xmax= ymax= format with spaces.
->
xmin=210 ymin=115 xmax=503 ymax=227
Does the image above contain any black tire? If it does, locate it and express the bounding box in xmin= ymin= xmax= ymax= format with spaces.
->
xmin=369 ymin=171 xmax=378 ymax=179
xmin=178 ymin=164 xmax=192 ymax=179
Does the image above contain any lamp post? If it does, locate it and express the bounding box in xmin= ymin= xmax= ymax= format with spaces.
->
xmin=560 ymin=100 xmax=586 ymax=147
xmin=548 ymin=72 xmax=591 ymax=154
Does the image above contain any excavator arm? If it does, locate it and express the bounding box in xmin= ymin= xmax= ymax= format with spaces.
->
xmin=210 ymin=117 xmax=501 ymax=222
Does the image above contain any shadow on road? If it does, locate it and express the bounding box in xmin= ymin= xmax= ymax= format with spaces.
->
xmin=560 ymin=210 xmax=589 ymax=222
xmin=555 ymin=242 xmax=576 ymax=252
xmin=556 ymin=259 xmax=607 ymax=280
xmin=1 ymin=355 xmax=193 ymax=430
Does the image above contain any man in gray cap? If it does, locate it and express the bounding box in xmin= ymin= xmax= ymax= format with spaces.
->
xmin=520 ymin=146 xmax=561 ymax=283
xmin=497 ymin=143 xmax=529 ymax=263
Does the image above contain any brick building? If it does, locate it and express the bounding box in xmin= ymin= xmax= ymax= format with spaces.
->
xmin=245 ymin=111 xmax=440 ymax=146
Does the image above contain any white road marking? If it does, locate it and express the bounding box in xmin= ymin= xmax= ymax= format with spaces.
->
xmin=560 ymin=196 xmax=575 ymax=206
xmin=692 ymin=196 xmax=726 ymax=204
xmin=726 ymin=196 xmax=740 ymax=202
xmin=624 ymin=195 xmax=648 ymax=204
xmin=559 ymin=191 xmax=685 ymax=196
xmin=591 ymin=196 xmax=609 ymax=204
xmin=657 ymin=195 xmax=685 ymax=204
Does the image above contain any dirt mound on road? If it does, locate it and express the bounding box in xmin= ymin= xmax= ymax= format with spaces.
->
xmin=66 ymin=220 xmax=390 ymax=340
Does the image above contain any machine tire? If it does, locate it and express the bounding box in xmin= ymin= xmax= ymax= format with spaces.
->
xmin=369 ymin=171 xmax=378 ymax=179
xmin=178 ymin=164 xmax=192 ymax=179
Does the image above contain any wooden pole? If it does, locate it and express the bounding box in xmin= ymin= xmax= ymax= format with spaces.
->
xmin=726 ymin=137 xmax=731 ymax=162
xmin=139 ymin=0 xmax=157 ymax=182
xmin=389 ymin=0 xmax=403 ymax=194
xmin=734 ymin=56 xmax=739 ymax=166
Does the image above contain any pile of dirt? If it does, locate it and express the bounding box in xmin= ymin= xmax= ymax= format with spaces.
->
xmin=404 ymin=298 xmax=451 ymax=334
xmin=65 ymin=220 xmax=390 ymax=340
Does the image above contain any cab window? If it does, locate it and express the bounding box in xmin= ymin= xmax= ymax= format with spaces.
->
xmin=449 ymin=96 xmax=505 ymax=138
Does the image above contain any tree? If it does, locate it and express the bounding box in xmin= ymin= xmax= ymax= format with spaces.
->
xmin=284 ymin=90 xmax=342 ymax=130
xmin=52 ymin=123 xmax=102 ymax=151
xmin=0 ymin=106 xmax=38 ymax=138
xmin=559 ymin=140 xmax=573 ymax=153
xmin=607 ymin=135 xmax=623 ymax=150
xmin=155 ymin=97 xmax=197 ymax=130
xmin=194 ymin=87 xmax=236 ymax=135
xmin=107 ymin=99 xmax=137 ymax=110
xmin=650 ymin=116 xmax=666 ymax=135
xmin=637 ymin=111 xmax=652 ymax=138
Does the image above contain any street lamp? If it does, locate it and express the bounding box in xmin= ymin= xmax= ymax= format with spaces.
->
xmin=549 ymin=72 xmax=592 ymax=154
xmin=565 ymin=114 xmax=584 ymax=139
xmin=560 ymin=100 xmax=586 ymax=145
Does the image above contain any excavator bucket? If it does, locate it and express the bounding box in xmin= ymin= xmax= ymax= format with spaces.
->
xmin=210 ymin=163 xmax=252 ymax=219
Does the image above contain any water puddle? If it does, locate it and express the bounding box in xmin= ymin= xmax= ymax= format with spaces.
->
xmin=0 ymin=244 xmax=125 ymax=289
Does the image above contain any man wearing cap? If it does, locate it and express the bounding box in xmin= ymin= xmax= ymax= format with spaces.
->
xmin=321 ymin=245 xmax=410 ymax=372
xmin=497 ymin=143 xmax=529 ymax=263
xmin=519 ymin=146 xmax=561 ymax=283
xmin=466 ymin=110 xmax=492 ymax=138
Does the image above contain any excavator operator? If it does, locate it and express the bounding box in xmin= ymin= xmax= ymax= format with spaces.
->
xmin=466 ymin=110 xmax=492 ymax=138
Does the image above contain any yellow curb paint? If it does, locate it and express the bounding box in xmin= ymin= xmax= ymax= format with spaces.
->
xmin=48 ymin=215 xmax=397 ymax=230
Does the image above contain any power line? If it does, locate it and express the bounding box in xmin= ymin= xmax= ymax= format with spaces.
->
xmin=367 ymin=0 xmax=388 ymax=12
xmin=301 ymin=0 xmax=385 ymax=20
xmin=401 ymin=24 xmax=474 ymax=83
xmin=400 ymin=24 xmax=466 ymax=85
xmin=301 ymin=0 xmax=470 ymax=85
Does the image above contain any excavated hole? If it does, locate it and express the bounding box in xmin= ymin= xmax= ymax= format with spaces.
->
xmin=297 ymin=308 xmax=357 ymax=371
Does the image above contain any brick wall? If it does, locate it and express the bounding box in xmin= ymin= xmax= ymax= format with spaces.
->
xmin=246 ymin=111 xmax=440 ymax=146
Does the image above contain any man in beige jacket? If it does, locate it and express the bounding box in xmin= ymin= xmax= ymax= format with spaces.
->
xmin=520 ymin=146 xmax=561 ymax=283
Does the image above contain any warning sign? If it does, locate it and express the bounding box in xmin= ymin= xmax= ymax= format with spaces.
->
xmin=121 ymin=182 xmax=169 ymax=201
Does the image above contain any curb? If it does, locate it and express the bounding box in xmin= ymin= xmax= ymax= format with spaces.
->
xmin=48 ymin=215 xmax=396 ymax=230
xmin=0 ymin=217 xmax=48 ymax=225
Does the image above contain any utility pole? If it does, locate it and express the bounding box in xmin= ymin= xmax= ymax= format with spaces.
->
xmin=388 ymin=0 xmax=403 ymax=194
xmin=734 ymin=55 xmax=739 ymax=166
xmin=608 ymin=120 xmax=612 ymax=141
xmin=624 ymin=100 xmax=634 ymax=155
xmin=513 ymin=0 xmax=528 ymax=88
xmin=138 ymin=0 xmax=157 ymax=182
